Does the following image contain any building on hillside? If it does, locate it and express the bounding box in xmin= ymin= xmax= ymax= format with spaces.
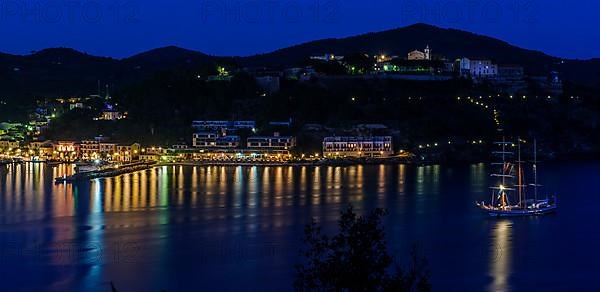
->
xmin=310 ymin=54 xmax=344 ymax=62
xmin=459 ymin=58 xmax=498 ymax=80
xmin=97 ymin=110 xmax=125 ymax=121
xmin=377 ymin=59 xmax=444 ymax=74
xmin=322 ymin=136 xmax=393 ymax=158
xmin=283 ymin=67 xmax=317 ymax=80
xmin=407 ymin=45 xmax=431 ymax=61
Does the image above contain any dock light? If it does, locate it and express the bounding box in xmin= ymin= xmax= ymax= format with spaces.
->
xmin=499 ymin=185 xmax=505 ymax=191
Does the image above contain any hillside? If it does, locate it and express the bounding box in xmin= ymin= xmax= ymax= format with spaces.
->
xmin=240 ymin=23 xmax=559 ymax=74
xmin=1 ymin=23 xmax=599 ymax=120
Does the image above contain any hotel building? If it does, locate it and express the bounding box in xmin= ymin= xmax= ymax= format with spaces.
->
xmin=247 ymin=135 xmax=296 ymax=150
xmin=322 ymin=136 xmax=393 ymax=157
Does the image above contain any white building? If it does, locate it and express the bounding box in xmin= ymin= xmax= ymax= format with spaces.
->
xmin=193 ymin=132 xmax=218 ymax=147
xmin=323 ymin=136 xmax=393 ymax=158
xmin=192 ymin=132 xmax=240 ymax=148
xmin=460 ymin=58 xmax=498 ymax=79
xmin=247 ymin=135 xmax=296 ymax=150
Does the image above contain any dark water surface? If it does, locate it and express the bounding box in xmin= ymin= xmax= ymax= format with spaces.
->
xmin=0 ymin=162 xmax=598 ymax=291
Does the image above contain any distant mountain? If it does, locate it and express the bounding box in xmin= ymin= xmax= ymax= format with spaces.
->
xmin=0 ymin=23 xmax=599 ymax=109
xmin=238 ymin=23 xmax=597 ymax=88
xmin=241 ymin=23 xmax=558 ymax=74
xmin=122 ymin=46 xmax=216 ymax=72
xmin=0 ymin=48 xmax=118 ymax=112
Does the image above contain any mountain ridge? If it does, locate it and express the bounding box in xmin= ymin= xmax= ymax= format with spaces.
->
xmin=0 ymin=23 xmax=598 ymax=103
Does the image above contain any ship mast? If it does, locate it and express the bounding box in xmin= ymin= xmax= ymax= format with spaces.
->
xmin=533 ymin=139 xmax=538 ymax=202
xmin=492 ymin=135 xmax=515 ymax=209
xmin=518 ymin=139 xmax=521 ymax=208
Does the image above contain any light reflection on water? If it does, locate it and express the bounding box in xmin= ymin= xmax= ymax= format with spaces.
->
xmin=490 ymin=220 xmax=512 ymax=292
xmin=0 ymin=162 xmax=594 ymax=291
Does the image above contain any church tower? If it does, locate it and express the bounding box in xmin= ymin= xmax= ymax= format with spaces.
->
xmin=425 ymin=45 xmax=431 ymax=60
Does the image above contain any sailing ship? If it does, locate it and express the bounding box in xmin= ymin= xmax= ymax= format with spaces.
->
xmin=476 ymin=137 xmax=557 ymax=217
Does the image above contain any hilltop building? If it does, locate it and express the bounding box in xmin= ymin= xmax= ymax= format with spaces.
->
xmin=407 ymin=45 xmax=431 ymax=61
xmin=459 ymin=58 xmax=498 ymax=80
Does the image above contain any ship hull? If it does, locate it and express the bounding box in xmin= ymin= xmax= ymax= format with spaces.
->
xmin=485 ymin=206 xmax=557 ymax=217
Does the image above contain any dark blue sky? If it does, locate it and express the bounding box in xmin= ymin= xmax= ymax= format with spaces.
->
xmin=1 ymin=0 xmax=597 ymax=59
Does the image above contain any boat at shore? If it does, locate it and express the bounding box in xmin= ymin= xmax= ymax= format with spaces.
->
xmin=476 ymin=137 xmax=557 ymax=217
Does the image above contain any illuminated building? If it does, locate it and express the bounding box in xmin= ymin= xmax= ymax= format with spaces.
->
xmin=322 ymin=136 xmax=393 ymax=158
xmin=247 ymin=134 xmax=296 ymax=150
xmin=407 ymin=45 xmax=431 ymax=60
xmin=460 ymin=58 xmax=498 ymax=79
xmin=191 ymin=120 xmax=256 ymax=131
xmin=115 ymin=143 xmax=141 ymax=162
xmin=52 ymin=141 xmax=80 ymax=161
xmin=0 ymin=140 xmax=20 ymax=149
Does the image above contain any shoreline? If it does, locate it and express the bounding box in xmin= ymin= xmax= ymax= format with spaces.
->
xmin=158 ymin=157 xmax=416 ymax=167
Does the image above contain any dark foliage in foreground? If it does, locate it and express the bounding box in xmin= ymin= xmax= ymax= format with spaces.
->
xmin=295 ymin=206 xmax=430 ymax=291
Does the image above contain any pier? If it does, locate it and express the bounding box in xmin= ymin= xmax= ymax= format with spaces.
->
xmin=55 ymin=162 xmax=156 ymax=183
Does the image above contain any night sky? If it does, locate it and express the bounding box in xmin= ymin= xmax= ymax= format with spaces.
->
xmin=1 ymin=0 xmax=597 ymax=59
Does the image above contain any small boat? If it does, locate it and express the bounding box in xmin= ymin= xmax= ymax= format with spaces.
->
xmin=476 ymin=136 xmax=557 ymax=217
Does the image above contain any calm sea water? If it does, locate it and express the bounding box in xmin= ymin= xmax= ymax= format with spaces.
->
xmin=0 ymin=162 xmax=598 ymax=291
